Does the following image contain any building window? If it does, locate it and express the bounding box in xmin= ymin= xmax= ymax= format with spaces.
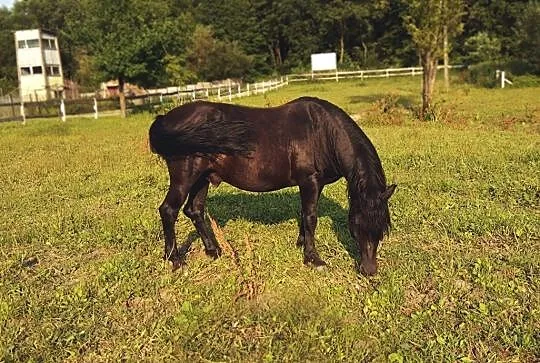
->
xmin=26 ymin=39 xmax=40 ymax=48
xmin=46 ymin=65 xmax=61 ymax=76
xmin=32 ymin=66 xmax=43 ymax=74
xmin=21 ymin=67 xmax=31 ymax=75
xmin=17 ymin=40 xmax=26 ymax=49
xmin=42 ymin=39 xmax=57 ymax=50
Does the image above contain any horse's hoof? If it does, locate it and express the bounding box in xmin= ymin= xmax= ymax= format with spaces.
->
xmin=304 ymin=255 xmax=327 ymax=268
xmin=171 ymin=259 xmax=184 ymax=272
xmin=312 ymin=258 xmax=327 ymax=268
xmin=205 ymin=247 xmax=221 ymax=259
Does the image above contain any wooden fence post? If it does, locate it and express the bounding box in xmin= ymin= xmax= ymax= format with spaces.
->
xmin=21 ymin=101 xmax=26 ymax=124
xmin=9 ymin=94 xmax=15 ymax=119
xmin=93 ymin=97 xmax=98 ymax=119
xmin=60 ymin=99 xmax=66 ymax=122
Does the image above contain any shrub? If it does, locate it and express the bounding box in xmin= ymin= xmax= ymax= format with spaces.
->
xmin=465 ymin=62 xmax=500 ymax=88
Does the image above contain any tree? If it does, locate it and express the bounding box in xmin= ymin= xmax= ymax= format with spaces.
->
xmin=321 ymin=0 xmax=376 ymax=65
xmin=460 ymin=0 xmax=529 ymax=60
xmin=368 ymin=0 xmax=417 ymax=68
xmin=0 ymin=7 xmax=17 ymax=92
xmin=185 ymin=25 xmax=253 ymax=81
xmin=404 ymin=0 xmax=464 ymax=118
xmin=249 ymin=0 xmax=323 ymax=73
xmin=515 ymin=1 xmax=540 ymax=74
xmin=462 ymin=32 xmax=502 ymax=65
xmin=193 ymin=0 xmax=269 ymax=78
xmin=67 ymin=0 xmax=193 ymax=117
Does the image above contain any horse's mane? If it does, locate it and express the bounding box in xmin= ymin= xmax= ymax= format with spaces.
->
xmin=303 ymin=97 xmax=391 ymax=239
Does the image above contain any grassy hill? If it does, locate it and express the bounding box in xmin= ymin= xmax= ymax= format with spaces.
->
xmin=1 ymin=77 xmax=538 ymax=361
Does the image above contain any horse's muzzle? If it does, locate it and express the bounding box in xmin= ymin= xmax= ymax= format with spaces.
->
xmin=360 ymin=241 xmax=378 ymax=276
xmin=360 ymin=259 xmax=377 ymax=276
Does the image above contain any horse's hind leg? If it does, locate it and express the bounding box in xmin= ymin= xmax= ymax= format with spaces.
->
xmin=159 ymin=185 xmax=188 ymax=270
xmin=299 ymin=176 xmax=326 ymax=267
xmin=183 ymin=178 xmax=222 ymax=259
xmin=159 ymin=159 xmax=203 ymax=270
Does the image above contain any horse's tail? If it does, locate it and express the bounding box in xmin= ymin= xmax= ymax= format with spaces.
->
xmin=148 ymin=112 xmax=253 ymax=159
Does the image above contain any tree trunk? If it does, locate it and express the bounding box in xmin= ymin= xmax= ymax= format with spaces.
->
xmin=339 ymin=21 xmax=345 ymax=64
xmin=421 ymin=52 xmax=438 ymax=119
xmin=361 ymin=41 xmax=368 ymax=66
xmin=268 ymin=44 xmax=276 ymax=69
xmin=443 ymin=24 xmax=449 ymax=92
xmin=274 ymin=43 xmax=282 ymax=68
xmin=268 ymin=41 xmax=282 ymax=71
xmin=118 ymin=77 xmax=126 ymax=118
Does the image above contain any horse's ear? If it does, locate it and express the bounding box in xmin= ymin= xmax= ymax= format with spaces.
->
xmin=380 ymin=184 xmax=397 ymax=200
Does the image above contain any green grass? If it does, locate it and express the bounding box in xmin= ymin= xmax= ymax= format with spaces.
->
xmin=1 ymin=77 xmax=539 ymax=361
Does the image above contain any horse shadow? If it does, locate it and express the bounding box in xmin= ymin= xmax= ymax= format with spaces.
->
xmin=204 ymin=190 xmax=361 ymax=264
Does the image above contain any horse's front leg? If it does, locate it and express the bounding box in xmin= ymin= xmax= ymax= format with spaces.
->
xmin=299 ymin=176 xmax=326 ymax=267
xmin=296 ymin=211 xmax=305 ymax=247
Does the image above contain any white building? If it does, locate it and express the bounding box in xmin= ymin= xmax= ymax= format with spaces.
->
xmin=15 ymin=29 xmax=64 ymax=101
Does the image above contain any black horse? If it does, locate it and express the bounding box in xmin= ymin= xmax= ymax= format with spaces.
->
xmin=149 ymin=97 xmax=395 ymax=275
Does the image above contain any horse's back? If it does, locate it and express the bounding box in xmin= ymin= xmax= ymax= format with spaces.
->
xmin=155 ymin=97 xmax=355 ymax=190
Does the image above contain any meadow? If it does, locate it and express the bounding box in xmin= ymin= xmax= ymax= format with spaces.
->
xmin=1 ymin=76 xmax=539 ymax=362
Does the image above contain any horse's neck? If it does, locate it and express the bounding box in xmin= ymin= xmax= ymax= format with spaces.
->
xmin=346 ymin=147 xmax=385 ymax=201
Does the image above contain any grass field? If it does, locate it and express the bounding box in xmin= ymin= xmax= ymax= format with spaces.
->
xmin=1 ymin=77 xmax=539 ymax=362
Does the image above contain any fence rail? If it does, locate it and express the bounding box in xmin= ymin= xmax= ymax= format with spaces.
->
xmin=288 ymin=65 xmax=464 ymax=82
xmin=151 ymin=78 xmax=288 ymax=104
xmin=0 ymin=78 xmax=288 ymax=122
xmin=1 ymin=65 xmax=465 ymax=122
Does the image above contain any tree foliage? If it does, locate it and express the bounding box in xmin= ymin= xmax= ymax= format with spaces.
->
xmin=404 ymin=0 xmax=465 ymax=118
xmin=515 ymin=1 xmax=540 ymax=73
xmin=185 ymin=25 xmax=253 ymax=82
xmin=463 ymin=32 xmax=502 ymax=65
xmin=0 ymin=0 xmax=537 ymax=96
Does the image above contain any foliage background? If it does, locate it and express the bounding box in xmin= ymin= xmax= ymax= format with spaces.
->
xmin=0 ymin=0 xmax=538 ymax=92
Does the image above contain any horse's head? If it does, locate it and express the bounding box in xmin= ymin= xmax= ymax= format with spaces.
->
xmin=349 ymin=184 xmax=396 ymax=276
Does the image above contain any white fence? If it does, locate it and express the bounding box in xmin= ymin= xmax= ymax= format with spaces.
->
xmin=288 ymin=65 xmax=464 ymax=82
xmin=1 ymin=65 xmax=466 ymax=121
xmin=148 ymin=77 xmax=288 ymax=104
xmin=0 ymin=78 xmax=289 ymax=121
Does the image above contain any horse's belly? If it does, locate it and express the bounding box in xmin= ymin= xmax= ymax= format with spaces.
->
xmin=211 ymin=154 xmax=295 ymax=192
xmin=221 ymin=169 xmax=295 ymax=192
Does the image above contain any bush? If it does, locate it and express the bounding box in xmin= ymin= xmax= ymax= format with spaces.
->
xmin=362 ymin=94 xmax=410 ymax=125
xmin=510 ymin=75 xmax=540 ymax=88
xmin=465 ymin=62 xmax=500 ymax=88
xmin=465 ymin=60 xmax=540 ymax=88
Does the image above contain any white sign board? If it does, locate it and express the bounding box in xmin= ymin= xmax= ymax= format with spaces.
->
xmin=311 ymin=52 xmax=337 ymax=72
